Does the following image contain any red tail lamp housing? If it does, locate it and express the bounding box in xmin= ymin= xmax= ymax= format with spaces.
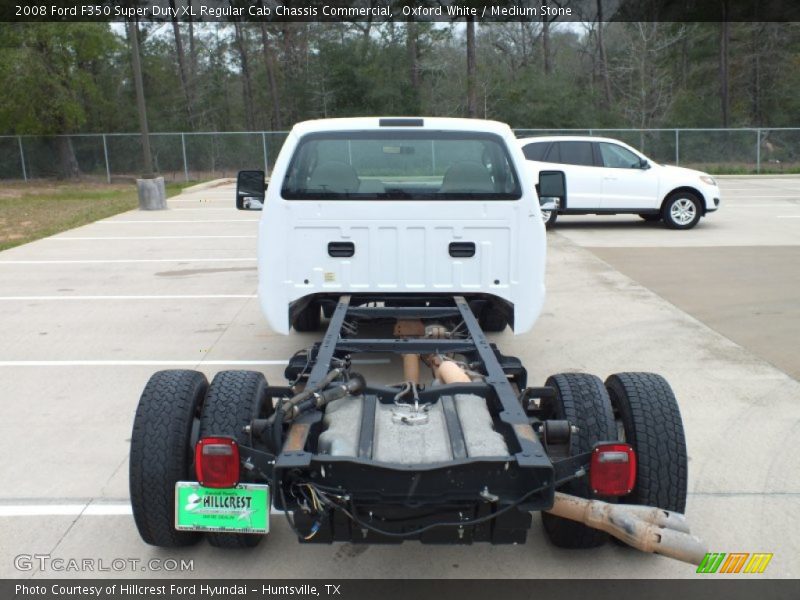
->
xmin=590 ymin=442 xmax=636 ymax=497
xmin=195 ymin=437 xmax=240 ymax=488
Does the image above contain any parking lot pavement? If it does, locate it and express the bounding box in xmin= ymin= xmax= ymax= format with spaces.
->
xmin=552 ymin=176 xmax=800 ymax=380
xmin=1 ymin=179 xmax=798 ymax=579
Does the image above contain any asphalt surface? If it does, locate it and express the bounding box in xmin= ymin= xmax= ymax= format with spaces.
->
xmin=553 ymin=176 xmax=800 ymax=381
xmin=0 ymin=177 xmax=798 ymax=579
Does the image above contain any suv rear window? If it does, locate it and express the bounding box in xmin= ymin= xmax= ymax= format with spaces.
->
xmin=282 ymin=131 xmax=521 ymax=200
xmin=546 ymin=141 xmax=595 ymax=167
xmin=522 ymin=142 xmax=548 ymax=161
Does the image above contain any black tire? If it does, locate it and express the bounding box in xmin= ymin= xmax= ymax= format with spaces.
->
xmin=661 ymin=192 xmax=702 ymax=229
xmin=542 ymin=208 xmax=558 ymax=229
xmin=638 ymin=213 xmax=661 ymax=222
xmin=130 ymin=370 xmax=207 ymax=547
xmin=293 ymin=302 xmax=321 ymax=332
xmin=605 ymin=373 xmax=688 ymax=513
xmin=479 ymin=304 xmax=508 ymax=332
xmin=199 ymin=370 xmax=272 ymax=548
xmin=541 ymin=373 xmax=617 ymax=549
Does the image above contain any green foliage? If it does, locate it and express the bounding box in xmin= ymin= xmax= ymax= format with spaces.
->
xmin=1 ymin=21 xmax=799 ymax=136
xmin=0 ymin=23 xmax=119 ymax=135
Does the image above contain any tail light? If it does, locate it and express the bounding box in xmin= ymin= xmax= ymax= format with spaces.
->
xmin=590 ymin=442 xmax=636 ymax=496
xmin=195 ymin=437 xmax=239 ymax=488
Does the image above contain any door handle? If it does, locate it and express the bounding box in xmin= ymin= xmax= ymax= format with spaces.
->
xmin=449 ymin=242 xmax=476 ymax=258
xmin=328 ymin=242 xmax=355 ymax=257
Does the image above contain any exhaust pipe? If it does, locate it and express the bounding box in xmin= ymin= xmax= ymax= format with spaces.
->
xmin=547 ymin=492 xmax=707 ymax=565
xmin=402 ymin=354 xmax=420 ymax=384
xmin=436 ymin=359 xmax=472 ymax=384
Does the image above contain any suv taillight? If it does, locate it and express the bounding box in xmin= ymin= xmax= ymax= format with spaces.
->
xmin=195 ymin=437 xmax=239 ymax=488
xmin=590 ymin=443 xmax=636 ymax=496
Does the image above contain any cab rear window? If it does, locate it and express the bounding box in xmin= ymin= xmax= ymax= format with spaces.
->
xmin=281 ymin=131 xmax=522 ymax=200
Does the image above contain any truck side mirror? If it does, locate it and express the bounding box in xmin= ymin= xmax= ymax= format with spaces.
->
xmin=537 ymin=170 xmax=566 ymax=211
xmin=236 ymin=170 xmax=266 ymax=210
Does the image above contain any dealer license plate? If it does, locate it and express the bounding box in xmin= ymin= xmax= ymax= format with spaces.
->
xmin=175 ymin=482 xmax=269 ymax=534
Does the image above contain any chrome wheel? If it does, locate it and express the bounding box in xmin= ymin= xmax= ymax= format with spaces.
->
xmin=670 ymin=198 xmax=696 ymax=226
xmin=541 ymin=210 xmax=552 ymax=223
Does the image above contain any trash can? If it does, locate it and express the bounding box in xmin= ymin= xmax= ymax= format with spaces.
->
xmin=136 ymin=176 xmax=167 ymax=210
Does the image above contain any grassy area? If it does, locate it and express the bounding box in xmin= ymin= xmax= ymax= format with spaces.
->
xmin=693 ymin=164 xmax=800 ymax=175
xmin=0 ymin=181 xmax=195 ymax=251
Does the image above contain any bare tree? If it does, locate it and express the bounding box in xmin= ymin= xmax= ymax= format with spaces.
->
xmin=611 ymin=23 xmax=687 ymax=133
xmin=169 ymin=0 xmax=194 ymax=128
xmin=719 ymin=1 xmax=731 ymax=127
xmin=466 ymin=16 xmax=477 ymax=117
xmin=187 ymin=0 xmax=197 ymax=83
xmin=406 ymin=20 xmax=420 ymax=109
xmin=541 ymin=16 xmax=551 ymax=75
xmin=485 ymin=21 xmax=542 ymax=72
xmin=128 ymin=20 xmax=153 ymax=177
xmin=596 ymin=0 xmax=612 ymax=106
xmin=540 ymin=0 xmax=567 ymax=75
xmin=232 ymin=21 xmax=255 ymax=130
xmin=259 ymin=23 xmax=283 ymax=130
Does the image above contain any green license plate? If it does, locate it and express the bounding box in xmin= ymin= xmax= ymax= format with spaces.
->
xmin=175 ymin=482 xmax=269 ymax=534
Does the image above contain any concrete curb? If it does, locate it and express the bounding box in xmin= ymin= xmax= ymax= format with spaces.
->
xmin=715 ymin=174 xmax=800 ymax=179
xmin=181 ymin=178 xmax=235 ymax=193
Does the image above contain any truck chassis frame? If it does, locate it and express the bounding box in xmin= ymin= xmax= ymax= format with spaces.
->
xmin=240 ymin=295 xmax=586 ymax=544
xmin=131 ymin=294 xmax=705 ymax=562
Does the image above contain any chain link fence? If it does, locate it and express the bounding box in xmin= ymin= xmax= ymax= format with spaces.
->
xmin=0 ymin=132 xmax=290 ymax=183
xmin=2 ymin=128 xmax=799 ymax=182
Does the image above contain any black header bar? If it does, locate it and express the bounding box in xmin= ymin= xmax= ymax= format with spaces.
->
xmin=2 ymin=0 xmax=800 ymax=23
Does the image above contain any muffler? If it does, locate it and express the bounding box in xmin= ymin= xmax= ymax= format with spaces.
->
xmin=547 ymin=492 xmax=707 ymax=565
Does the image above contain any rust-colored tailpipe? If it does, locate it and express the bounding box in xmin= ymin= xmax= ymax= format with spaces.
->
xmin=437 ymin=360 xmax=471 ymax=384
xmin=402 ymin=354 xmax=420 ymax=384
xmin=547 ymin=492 xmax=707 ymax=565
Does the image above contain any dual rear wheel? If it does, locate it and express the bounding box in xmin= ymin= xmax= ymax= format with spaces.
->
xmin=540 ymin=371 xmax=687 ymax=549
xmin=129 ymin=369 xmax=272 ymax=548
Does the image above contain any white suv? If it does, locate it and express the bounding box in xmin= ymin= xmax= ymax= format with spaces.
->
xmin=518 ymin=136 xmax=721 ymax=229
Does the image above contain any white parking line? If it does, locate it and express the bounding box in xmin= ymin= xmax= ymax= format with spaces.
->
xmin=0 ymin=359 xmax=390 ymax=367
xmin=171 ymin=200 xmax=232 ymax=203
xmin=99 ymin=219 xmax=258 ymax=224
xmin=50 ymin=235 xmax=256 ymax=241
xmin=0 ymin=258 xmax=257 ymax=265
xmin=776 ymin=215 xmax=800 ymax=218
xmin=0 ymin=294 xmax=256 ymax=301
xmin=725 ymin=204 xmax=797 ymax=208
xmin=0 ymin=503 xmax=286 ymax=517
xmin=0 ymin=504 xmax=132 ymax=517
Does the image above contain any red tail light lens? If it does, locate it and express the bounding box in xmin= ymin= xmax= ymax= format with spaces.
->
xmin=590 ymin=442 xmax=636 ymax=496
xmin=195 ymin=437 xmax=239 ymax=488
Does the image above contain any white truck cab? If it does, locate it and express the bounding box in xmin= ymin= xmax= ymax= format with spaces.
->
xmin=236 ymin=117 xmax=556 ymax=335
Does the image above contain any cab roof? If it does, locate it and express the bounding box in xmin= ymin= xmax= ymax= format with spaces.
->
xmin=291 ymin=117 xmax=513 ymax=136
